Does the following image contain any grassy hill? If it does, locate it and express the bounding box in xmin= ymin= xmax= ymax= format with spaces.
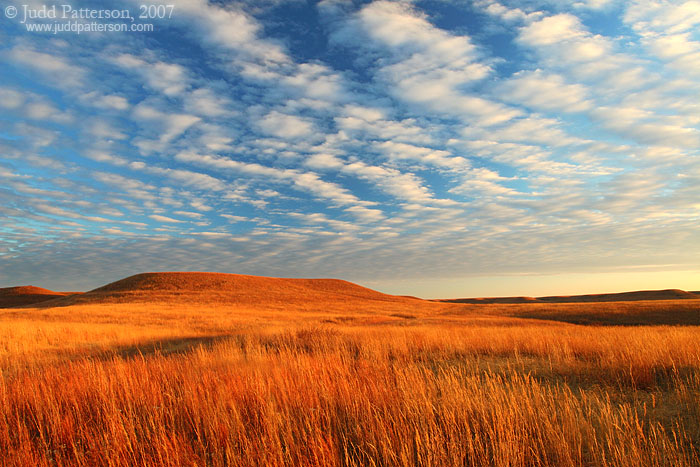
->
xmin=2 ymin=272 xmax=700 ymax=465
xmin=0 ymin=285 xmax=75 ymax=308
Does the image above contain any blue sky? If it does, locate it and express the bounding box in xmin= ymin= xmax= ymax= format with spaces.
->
xmin=1 ymin=0 xmax=700 ymax=297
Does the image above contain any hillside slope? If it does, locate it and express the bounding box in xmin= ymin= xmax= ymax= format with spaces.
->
xmin=439 ymin=289 xmax=700 ymax=304
xmin=0 ymin=286 xmax=74 ymax=308
xmin=40 ymin=272 xmax=430 ymax=313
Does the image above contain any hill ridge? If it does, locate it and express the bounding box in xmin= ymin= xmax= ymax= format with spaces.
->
xmin=0 ymin=286 xmax=74 ymax=308
xmin=88 ymin=272 xmax=388 ymax=297
xmin=40 ymin=272 xmax=413 ymax=308
xmin=438 ymin=288 xmax=700 ymax=304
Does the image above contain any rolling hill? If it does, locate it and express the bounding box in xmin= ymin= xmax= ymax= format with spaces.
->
xmin=438 ymin=289 xmax=700 ymax=304
xmin=4 ymin=273 xmax=699 ymax=326
xmin=0 ymin=286 xmax=75 ymax=308
xmin=33 ymin=272 xmax=433 ymax=315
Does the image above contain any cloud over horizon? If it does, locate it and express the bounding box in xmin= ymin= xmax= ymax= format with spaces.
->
xmin=1 ymin=0 xmax=699 ymax=296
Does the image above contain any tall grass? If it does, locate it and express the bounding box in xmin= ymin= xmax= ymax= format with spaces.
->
xmin=1 ymin=312 xmax=700 ymax=466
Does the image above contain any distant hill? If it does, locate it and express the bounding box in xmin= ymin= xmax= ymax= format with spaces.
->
xmin=538 ymin=289 xmax=699 ymax=303
xmin=0 ymin=286 xmax=75 ymax=308
xmin=438 ymin=289 xmax=700 ymax=304
xmin=437 ymin=296 xmax=539 ymax=304
xmin=6 ymin=274 xmax=700 ymax=326
xmin=40 ymin=272 xmax=424 ymax=310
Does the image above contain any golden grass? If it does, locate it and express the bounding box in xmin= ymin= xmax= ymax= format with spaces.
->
xmin=445 ymin=299 xmax=700 ymax=326
xmin=1 ymin=286 xmax=700 ymax=465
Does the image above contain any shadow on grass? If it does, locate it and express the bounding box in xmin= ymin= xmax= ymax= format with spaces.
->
xmin=106 ymin=334 xmax=233 ymax=360
xmin=444 ymin=301 xmax=700 ymax=326
xmin=0 ymin=335 xmax=239 ymax=380
xmin=509 ymin=309 xmax=700 ymax=326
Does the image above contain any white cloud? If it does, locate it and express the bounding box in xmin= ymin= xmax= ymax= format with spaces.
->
xmin=221 ymin=214 xmax=248 ymax=222
xmin=343 ymin=105 xmax=385 ymax=122
xmin=343 ymin=206 xmax=385 ymax=222
xmin=103 ymin=228 xmax=138 ymax=236
xmin=648 ymin=33 xmax=699 ymax=59
xmin=87 ymin=120 xmax=127 ymax=140
xmin=496 ymin=69 xmax=591 ymax=112
xmin=624 ymin=0 xmax=700 ymax=34
xmin=332 ymin=1 xmax=520 ymax=126
xmin=515 ymin=11 xmax=647 ymax=93
xmin=8 ymin=122 xmax=57 ymax=149
xmin=132 ymin=103 xmax=201 ymax=150
xmin=92 ymin=172 xmax=155 ymax=192
xmin=338 ymin=1 xmax=476 ymax=58
xmin=85 ymin=151 xmax=130 ymax=166
xmin=519 ymin=14 xmax=588 ymax=46
xmin=191 ymin=199 xmax=213 ymax=211
xmin=590 ymin=106 xmax=700 ymax=148
xmin=342 ymin=160 xmax=456 ymax=206
xmin=156 ymin=0 xmax=289 ymax=65
xmin=288 ymin=211 xmax=362 ymax=231
xmin=376 ymin=141 xmax=470 ymax=170
xmin=149 ymin=214 xmax=185 ymax=223
xmin=291 ymin=172 xmax=362 ymax=206
xmin=306 ymin=153 xmax=345 ymax=169
xmin=174 ymin=210 xmax=204 ymax=219
xmin=174 ymin=151 xmax=369 ymax=209
xmin=4 ymin=0 xmax=700 ymax=291
xmin=0 ymin=87 xmax=72 ymax=123
xmin=633 ymin=25 xmax=700 ymax=78
xmin=0 ymin=88 xmax=24 ymax=109
xmin=7 ymin=46 xmax=85 ymax=87
xmin=334 ymin=115 xmax=434 ymax=145
xmin=27 ymin=102 xmax=69 ymax=122
xmin=140 ymin=164 xmax=228 ymax=192
xmin=596 ymin=170 xmax=666 ymax=213
xmin=185 ymin=88 xmax=234 ymax=117
xmin=99 ymin=94 xmax=130 ymax=110
xmin=476 ymin=0 xmax=544 ymax=23
xmin=573 ymin=0 xmax=617 ymax=10
xmin=114 ymin=54 xmax=189 ymax=96
xmin=257 ymin=111 xmax=315 ymax=139
xmin=257 ymin=62 xmax=347 ymax=102
xmin=450 ymin=168 xmax=519 ymax=197
xmin=78 ymin=92 xmax=130 ymax=111
xmin=465 ymin=115 xmax=585 ymax=147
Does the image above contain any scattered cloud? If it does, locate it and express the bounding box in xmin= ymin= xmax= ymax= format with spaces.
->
xmin=257 ymin=111 xmax=315 ymax=139
xmin=496 ymin=70 xmax=591 ymax=113
xmin=2 ymin=0 xmax=699 ymax=294
xmin=149 ymin=214 xmax=185 ymax=223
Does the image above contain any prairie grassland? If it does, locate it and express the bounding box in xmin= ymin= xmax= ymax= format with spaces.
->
xmin=1 ymin=300 xmax=700 ymax=466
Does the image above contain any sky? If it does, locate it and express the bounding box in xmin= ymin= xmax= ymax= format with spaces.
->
xmin=1 ymin=0 xmax=699 ymax=298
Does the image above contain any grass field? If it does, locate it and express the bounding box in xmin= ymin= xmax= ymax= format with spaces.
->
xmin=1 ymin=273 xmax=700 ymax=466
